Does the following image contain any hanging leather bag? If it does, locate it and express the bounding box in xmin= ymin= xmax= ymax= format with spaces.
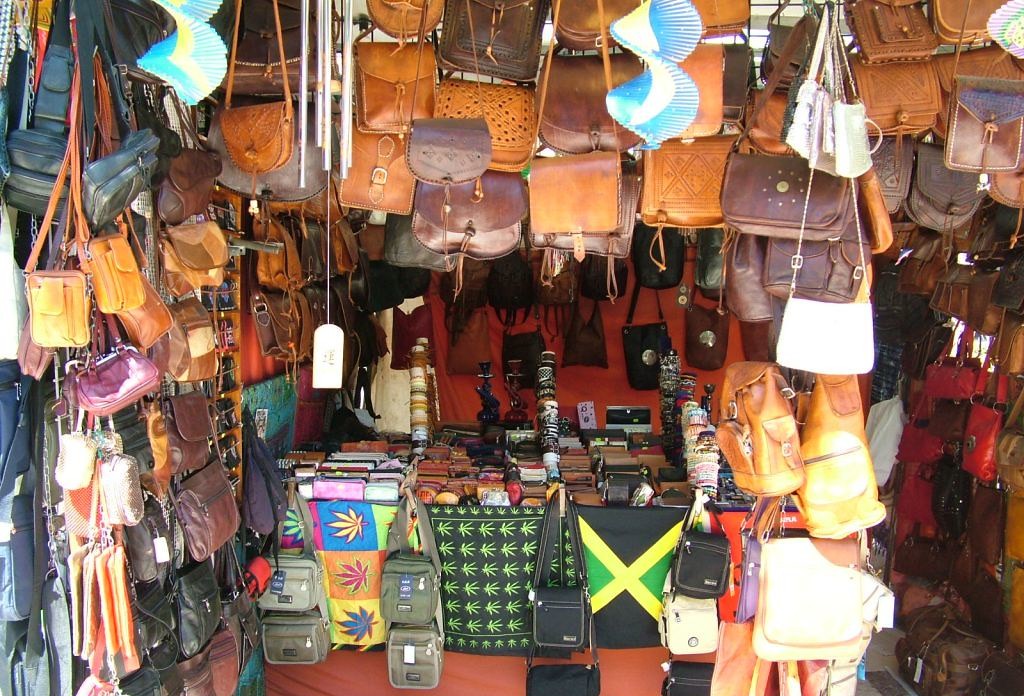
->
xmin=906 ymin=143 xmax=986 ymax=233
xmin=563 ymin=301 xmax=607 ymax=368
xmin=932 ymin=454 xmax=973 ymax=538
xmin=435 ymin=79 xmax=536 ymax=172
xmin=175 ymin=562 xmax=223 ymax=659
xmin=384 ymin=214 xmax=451 ymax=271
xmin=641 ymin=135 xmax=735 ymax=228
xmin=255 ymin=216 xmax=303 ymax=291
xmin=160 ymin=222 xmax=229 ymax=297
xmin=685 ymin=303 xmax=730 ymax=371
xmin=716 ymin=362 xmax=805 ymax=497
xmin=632 ymin=223 xmax=684 ymax=290
xmin=157 ymin=148 xmax=222 ymax=226
xmin=850 ymin=58 xmax=940 ymax=136
xmin=157 ymin=298 xmax=218 ymax=382
xmin=845 ymin=0 xmax=938 ymax=64
xmin=165 ymin=391 xmax=214 ymax=476
xmin=366 ymin=0 xmax=443 ymax=40
xmin=438 ymin=0 xmax=550 ymax=82
xmin=931 ymin=0 xmax=1001 ymax=44
xmin=873 ymin=136 xmax=916 ymax=214
xmin=175 ymin=461 xmax=241 ymax=563
xmin=554 ymin=0 xmax=638 ymax=50
xmin=964 ymin=368 xmax=1008 ymax=483
xmin=994 ymin=251 xmax=1024 ymax=313
xmin=762 ymin=228 xmax=869 ymax=304
xmin=621 ymin=283 xmax=670 ymax=390
xmin=946 ymin=75 xmax=1024 ymax=175
xmin=354 ymin=41 xmax=436 ymax=135
xmin=214 ymin=0 xmax=294 ymax=178
xmin=725 ymin=233 xmax=773 ymax=322
xmin=692 ymin=0 xmax=749 ymax=38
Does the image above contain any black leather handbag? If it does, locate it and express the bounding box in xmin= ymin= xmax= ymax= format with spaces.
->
xmin=662 ymin=661 xmax=714 ymax=696
xmin=117 ymin=666 xmax=163 ymax=696
xmin=133 ymin=579 xmax=179 ymax=671
xmin=931 ymin=454 xmax=973 ymax=539
xmin=633 ymin=223 xmax=684 ymax=290
xmin=175 ymin=560 xmax=223 ymax=659
xmin=82 ymin=128 xmax=161 ymax=229
xmin=671 ymin=502 xmax=732 ymax=599
xmin=581 ymin=255 xmax=629 ymax=303
xmin=503 ymin=325 xmax=545 ymax=388
xmin=124 ymin=494 xmax=172 ymax=585
xmin=621 ymin=284 xmax=670 ymax=391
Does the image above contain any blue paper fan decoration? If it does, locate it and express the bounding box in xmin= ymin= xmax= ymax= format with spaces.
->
xmin=610 ymin=0 xmax=703 ymax=63
xmin=137 ymin=12 xmax=228 ymax=105
xmin=155 ymin=0 xmax=225 ymax=21
xmin=606 ymin=58 xmax=698 ymax=148
xmin=989 ymin=1 xmax=1024 ymax=59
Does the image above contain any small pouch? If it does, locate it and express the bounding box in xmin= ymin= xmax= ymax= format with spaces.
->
xmin=56 ymin=413 xmax=98 ymax=490
xmin=26 ymin=270 xmax=90 ymax=348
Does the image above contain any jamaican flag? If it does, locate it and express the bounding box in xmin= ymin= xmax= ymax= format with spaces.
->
xmin=577 ymin=506 xmax=686 ymax=648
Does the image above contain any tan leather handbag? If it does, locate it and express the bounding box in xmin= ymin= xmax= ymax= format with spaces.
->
xmin=845 ymin=0 xmax=938 ymax=64
xmin=85 ymin=234 xmax=146 ymax=314
xmin=930 ymin=0 xmax=1001 ymax=44
xmin=117 ymin=276 xmax=174 ymax=351
xmin=160 ymin=222 xmax=229 ymax=298
xmin=435 ymin=79 xmax=535 ymax=172
xmin=338 ymin=128 xmax=415 ymax=214
xmin=354 ymin=41 xmax=435 ymax=135
xmin=254 ymin=217 xmax=303 ymax=291
xmin=159 ymin=298 xmax=217 ymax=383
xmin=796 ymin=374 xmax=886 ymax=539
xmin=677 ymin=44 xmax=724 ymax=138
xmin=366 ymin=0 xmax=443 ymax=41
xmin=716 ymin=362 xmax=805 ymax=497
xmin=851 ymin=57 xmax=940 ymax=135
xmin=692 ymin=0 xmax=748 ymax=37
xmin=640 ymin=135 xmax=735 ymax=228
xmin=753 ymin=536 xmax=863 ymax=662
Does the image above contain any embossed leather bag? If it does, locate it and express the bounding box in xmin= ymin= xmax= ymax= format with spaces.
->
xmin=945 ymin=76 xmax=1024 ymax=174
xmin=906 ymin=143 xmax=985 ymax=232
xmin=721 ymin=153 xmax=857 ymax=241
xmin=411 ymin=170 xmax=526 ymax=259
xmin=530 ymin=154 xmax=636 ymax=259
xmin=354 ymin=41 xmax=435 ymax=135
xmin=555 ymin=0 xmax=637 ymax=50
xmin=641 ymin=135 xmax=735 ymax=228
xmin=933 ymin=45 xmax=1024 ymax=139
xmin=931 ymin=0 xmax=1001 ymax=44
xmin=175 ymin=461 xmax=240 ymax=563
xmin=160 ymin=222 xmax=229 ymax=297
xmin=435 ymin=79 xmax=535 ymax=172
xmin=406 ymin=117 xmax=491 ymax=185
xmin=165 ymin=391 xmax=214 ymax=476
xmin=851 ymin=58 xmax=940 ymax=135
xmin=438 ymin=0 xmax=550 ymax=82
xmin=215 ymin=0 xmax=294 ymax=178
xmin=845 ymin=0 xmax=938 ymax=64
xmin=538 ymin=53 xmax=643 ymax=155
xmin=339 ymin=129 xmax=415 ymax=214
xmin=366 ymin=0 xmax=444 ymax=40
xmin=157 ymin=149 xmax=222 ymax=225
xmin=716 ymin=361 xmax=805 ymax=497
xmin=874 ymin=136 xmax=915 ymax=213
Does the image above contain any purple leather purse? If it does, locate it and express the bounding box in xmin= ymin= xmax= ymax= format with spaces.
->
xmin=312 ymin=476 xmax=366 ymax=501
xmin=67 ymin=316 xmax=161 ymax=416
xmin=734 ymin=498 xmax=779 ymax=624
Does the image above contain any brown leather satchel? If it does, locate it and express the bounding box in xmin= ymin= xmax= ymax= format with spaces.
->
xmin=411 ymin=170 xmax=526 ymax=259
xmin=716 ymin=361 xmax=805 ymax=497
xmin=366 ymin=0 xmax=444 ymax=41
xmin=165 ymin=391 xmax=214 ymax=476
xmin=222 ymin=0 xmax=316 ymax=96
xmin=294 ymin=289 xmax=314 ymax=361
xmin=685 ymin=303 xmax=730 ymax=371
xmin=945 ymin=76 xmax=1024 ymax=174
xmin=845 ymin=0 xmax=938 ymax=64
xmin=406 ymin=118 xmax=492 ymax=185
xmin=640 ymin=135 xmax=735 ymax=228
xmin=157 ymin=149 xmax=222 ymax=225
xmin=216 ymin=0 xmax=294 ymax=177
xmin=537 ymin=53 xmax=643 ymax=155
xmin=339 ymin=129 xmax=415 ymax=214
xmin=933 ymin=46 xmax=1024 ymax=139
xmin=446 ymin=307 xmax=492 ymax=375
xmin=725 ymin=233 xmax=774 ymax=322
xmin=930 ymin=0 xmax=1001 ymax=44
xmin=159 ymin=298 xmax=218 ymax=382
xmin=873 ymin=136 xmax=915 ymax=214
xmin=176 ymin=461 xmax=241 ymax=563
xmin=906 ymin=143 xmax=986 ymax=233
xmin=747 ymin=91 xmax=795 ymax=155
xmin=554 ymin=0 xmax=638 ymax=50
xmin=529 ymin=155 xmax=637 ymax=259
xmin=562 ymin=300 xmax=607 ymax=368
xmin=249 ymin=290 xmax=299 ymax=362
xmin=435 ymin=79 xmax=536 ymax=172
xmin=797 ymin=374 xmax=885 ymax=539
xmin=160 ymin=222 xmax=230 ymax=298
xmin=851 ymin=57 xmax=940 ymax=135
xmin=898 ymin=229 xmax=950 ymax=296
xmin=254 ymin=217 xmax=303 ymax=291
xmin=677 ymin=44 xmax=724 ymax=139
xmin=692 ymin=0 xmax=748 ymax=37
xmin=117 ymin=275 xmax=174 ymax=350
xmin=355 ymin=41 xmax=435 ymax=136
xmin=437 ymin=0 xmax=550 ymax=82
xmin=966 ymin=269 xmax=1003 ymax=335
xmin=762 ymin=231 xmax=869 ymax=304
xmin=929 ymin=263 xmax=974 ymax=321
xmin=723 ymin=44 xmax=754 ymax=125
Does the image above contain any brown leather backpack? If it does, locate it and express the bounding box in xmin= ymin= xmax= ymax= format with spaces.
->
xmin=716 ymin=362 xmax=806 ymax=497
xmin=255 ymin=216 xmax=303 ymax=291
xmin=796 ymin=374 xmax=886 ymax=539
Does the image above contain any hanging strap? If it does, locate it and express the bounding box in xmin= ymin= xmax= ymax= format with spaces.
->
xmin=624 ymin=281 xmax=664 ymax=327
xmin=224 ymin=0 xmax=293 ymax=116
xmin=386 ymin=490 xmax=443 ymax=578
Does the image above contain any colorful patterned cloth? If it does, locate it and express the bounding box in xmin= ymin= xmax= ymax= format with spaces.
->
xmin=310 ymin=501 xmax=413 ymax=648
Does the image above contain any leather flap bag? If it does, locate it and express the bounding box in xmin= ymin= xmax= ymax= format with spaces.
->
xmin=555 ymin=0 xmax=638 ymax=50
xmin=641 ymin=135 xmax=735 ymax=228
xmin=851 ymin=57 xmax=939 ymax=135
xmin=161 ymin=221 xmax=229 ymax=297
xmin=255 ymin=216 xmax=303 ymax=291
xmin=946 ymin=76 xmax=1024 ymax=174
xmin=931 ymin=0 xmax=1000 ymax=44
xmin=384 ymin=214 xmax=452 ymax=270
xmin=529 ymin=152 xmax=629 ymax=257
xmin=166 ymin=390 xmax=214 ymax=476
xmin=438 ymin=0 xmax=550 ymax=82
xmin=762 ymin=7 xmax=816 ymax=91
xmin=411 ymin=170 xmax=526 ymax=259
xmin=406 ymin=117 xmax=492 ymax=185
xmin=930 ymin=262 xmax=974 ymax=321
xmin=366 ymin=0 xmax=443 ymax=40
xmin=354 ymin=41 xmax=436 ymax=134
xmin=621 ymin=283 xmax=669 ymax=390
xmin=339 ymin=129 xmax=415 ymax=214
xmin=723 ymin=44 xmax=754 ymax=124
xmin=160 ymin=297 xmax=218 ymax=382
xmin=933 ymin=45 xmax=1024 ymax=137
xmin=435 ymin=79 xmax=536 ymax=172
xmin=967 ymin=269 xmax=1002 ymax=335
xmin=677 ymin=44 xmax=725 ymax=138
xmin=763 ymin=230 xmax=869 ymax=304
xmin=538 ymin=53 xmax=644 ymax=155
xmin=721 ymin=153 xmax=856 ymax=240
xmin=176 ymin=561 xmax=222 ymax=659
xmin=175 ymin=461 xmax=241 ymax=563
xmin=846 ymin=0 xmax=938 ymax=64
xmin=157 ymin=148 xmax=222 ymax=225
xmin=753 ymin=536 xmax=863 ymax=662
xmin=874 ymin=136 xmax=915 ymax=214
xmin=216 ymin=0 xmax=294 ymax=177
xmin=633 ymin=223 xmax=684 ymax=290
xmin=906 ymin=143 xmax=985 ymax=232
xmin=85 ymin=233 xmax=146 ymax=314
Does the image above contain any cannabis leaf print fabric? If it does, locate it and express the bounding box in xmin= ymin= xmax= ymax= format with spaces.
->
xmin=430 ymin=505 xmax=573 ymax=656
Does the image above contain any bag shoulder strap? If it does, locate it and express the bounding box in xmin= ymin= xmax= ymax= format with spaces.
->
xmin=386 ymin=492 xmax=442 ymax=576
xmin=224 ymin=0 xmax=293 ymax=113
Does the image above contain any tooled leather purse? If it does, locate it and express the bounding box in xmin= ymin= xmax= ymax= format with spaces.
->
xmin=438 ymin=0 xmax=550 ymax=82
xmin=933 ymin=45 xmax=1024 ymax=139
xmin=845 ymin=0 xmax=938 ymax=64
xmin=411 ymin=170 xmax=526 ymax=259
xmin=850 ymin=57 xmax=940 ymax=136
xmin=945 ymin=74 xmax=1024 ymax=176
xmin=641 ymin=135 xmax=735 ymax=228
xmin=339 ymin=128 xmax=415 ymax=214
xmin=434 ymin=79 xmax=536 ymax=172
xmin=905 ymin=143 xmax=985 ymax=233
xmin=872 ymin=136 xmax=915 ymax=214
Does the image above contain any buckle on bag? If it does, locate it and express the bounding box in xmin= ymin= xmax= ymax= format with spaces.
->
xmin=790 ymin=255 xmax=804 ymax=270
xmin=371 ymin=167 xmax=389 ymax=186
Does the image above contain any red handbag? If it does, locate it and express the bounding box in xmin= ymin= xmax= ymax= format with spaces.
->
xmin=895 ymin=461 xmax=938 ymax=528
xmin=391 ymin=303 xmax=434 ymax=371
xmin=963 ymin=368 xmax=1008 ymax=482
xmin=897 ymin=395 xmax=946 ymax=464
xmin=923 ymin=329 xmax=982 ymax=401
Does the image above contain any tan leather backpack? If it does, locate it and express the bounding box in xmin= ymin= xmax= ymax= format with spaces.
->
xmin=716 ymin=362 xmax=805 ymax=497
xmin=796 ymin=374 xmax=886 ymax=539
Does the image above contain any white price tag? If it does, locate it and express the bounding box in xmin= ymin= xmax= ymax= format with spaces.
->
xmin=913 ymin=658 xmax=924 ymax=683
xmin=153 ymin=536 xmax=170 ymax=564
xmin=660 ymin=661 xmax=670 ymax=673
xmin=877 ymin=593 xmax=896 ymax=630
xmin=404 ymin=645 xmax=416 ymax=665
